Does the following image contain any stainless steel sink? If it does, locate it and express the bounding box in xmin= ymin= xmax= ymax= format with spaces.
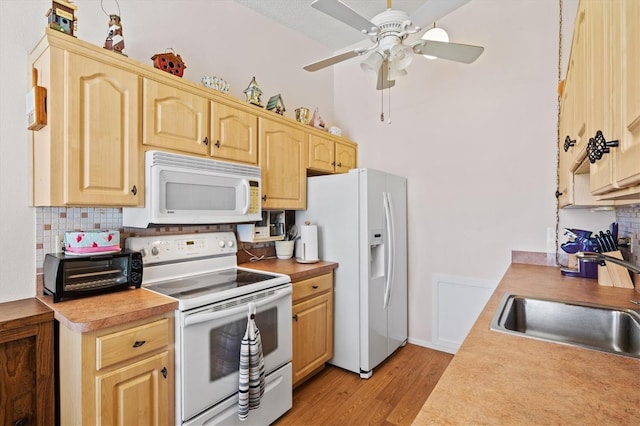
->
xmin=490 ymin=294 xmax=640 ymax=359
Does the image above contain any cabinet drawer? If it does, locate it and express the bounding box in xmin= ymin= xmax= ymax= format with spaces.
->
xmin=96 ymin=319 xmax=169 ymax=370
xmin=292 ymin=273 xmax=332 ymax=303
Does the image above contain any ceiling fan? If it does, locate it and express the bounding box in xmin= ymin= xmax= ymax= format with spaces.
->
xmin=303 ymin=0 xmax=484 ymax=90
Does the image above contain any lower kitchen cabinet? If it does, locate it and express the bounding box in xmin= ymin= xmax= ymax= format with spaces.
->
xmin=58 ymin=313 xmax=174 ymax=425
xmin=291 ymin=272 xmax=334 ymax=387
xmin=0 ymin=299 xmax=54 ymax=426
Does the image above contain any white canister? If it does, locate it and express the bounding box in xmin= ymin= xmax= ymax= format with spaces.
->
xmin=295 ymin=221 xmax=319 ymax=263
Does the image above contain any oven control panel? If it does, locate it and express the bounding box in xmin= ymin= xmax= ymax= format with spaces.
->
xmin=125 ymin=232 xmax=237 ymax=264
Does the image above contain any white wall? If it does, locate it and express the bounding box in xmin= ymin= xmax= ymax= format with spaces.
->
xmin=0 ymin=0 xmax=334 ymax=303
xmin=332 ymin=0 xmax=614 ymax=346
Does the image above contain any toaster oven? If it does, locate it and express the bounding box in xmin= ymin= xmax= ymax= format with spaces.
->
xmin=43 ymin=251 xmax=143 ymax=302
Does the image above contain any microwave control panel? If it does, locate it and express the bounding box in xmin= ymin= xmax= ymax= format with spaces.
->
xmin=249 ymin=180 xmax=260 ymax=214
xmin=126 ymin=232 xmax=237 ymax=264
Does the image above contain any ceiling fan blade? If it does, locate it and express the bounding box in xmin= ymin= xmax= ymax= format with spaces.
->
xmin=311 ymin=0 xmax=379 ymax=35
xmin=409 ymin=0 xmax=472 ymax=28
xmin=303 ymin=49 xmax=366 ymax=71
xmin=376 ymin=60 xmax=395 ymax=90
xmin=412 ymin=40 xmax=484 ymax=64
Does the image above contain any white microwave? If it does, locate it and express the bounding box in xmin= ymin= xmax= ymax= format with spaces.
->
xmin=123 ymin=151 xmax=262 ymax=228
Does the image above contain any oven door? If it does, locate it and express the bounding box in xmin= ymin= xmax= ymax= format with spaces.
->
xmin=178 ymin=284 xmax=292 ymax=422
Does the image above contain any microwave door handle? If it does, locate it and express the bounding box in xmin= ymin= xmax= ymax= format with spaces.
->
xmin=241 ymin=179 xmax=251 ymax=214
xmin=183 ymin=286 xmax=292 ymax=326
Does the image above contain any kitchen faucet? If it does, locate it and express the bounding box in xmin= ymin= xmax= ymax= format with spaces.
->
xmin=580 ymin=253 xmax=640 ymax=304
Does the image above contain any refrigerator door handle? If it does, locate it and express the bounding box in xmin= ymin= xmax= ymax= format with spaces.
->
xmin=383 ymin=191 xmax=395 ymax=309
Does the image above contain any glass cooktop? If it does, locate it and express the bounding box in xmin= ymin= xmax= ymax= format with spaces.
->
xmin=144 ymin=268 xmax=281 ymax=300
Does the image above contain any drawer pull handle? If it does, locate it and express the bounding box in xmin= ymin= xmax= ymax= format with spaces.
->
xmin=132 ymin=340 xmax=146 ymax=348
xmin=161 ymin=367 xmax=168 ymax=379
xmin=312 ymin=285 xmax=319 ymax=289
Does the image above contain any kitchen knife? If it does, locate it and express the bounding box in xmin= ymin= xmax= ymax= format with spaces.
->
xmin=599 ymin=231 xmax=611 ymax=252
xmin=606 ymin=230 xmax=617 ymax=250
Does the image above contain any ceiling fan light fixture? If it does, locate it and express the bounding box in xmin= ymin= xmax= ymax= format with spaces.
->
xmin=389 ymin=43 xmax=413 ymax=70
xmin=388 ymin=67 xmax=407 ymax=80
xmin=360 ymin=50 xmax=385 ymax=77
xmin=421 ymin=26 xmax=449 ymax=59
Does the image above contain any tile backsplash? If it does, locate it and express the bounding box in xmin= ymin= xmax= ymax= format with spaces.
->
xmin=616 ymin=205 xmax=640 ymax=268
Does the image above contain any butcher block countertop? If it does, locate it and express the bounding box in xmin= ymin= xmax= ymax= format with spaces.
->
xmin=239 ymin=258 xmax=338 ymax=282
xmin=37 ymin=289 xmax=177 ymax=333
xmin=413 ymin=263 xmax=640 ymax=425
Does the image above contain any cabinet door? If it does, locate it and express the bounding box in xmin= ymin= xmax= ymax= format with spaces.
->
xmin=259 ymin=118 xmax=307 ymax=209
xmin=614 ymin=0 xmax=640 ymax=188
xmin=97 ymin=351 xmax=170 ymax=426
xmin=211 ymin=102 xmax=258 ymax=164
xmin=66 ymin=54 xmax=140 ymax=206
xmin=307 ymin=134 xmax=334 ymax=173
xmin=292 ymin=292 xmax=333 ymax=386
xmin=588 ymin=0 xmax=620 ymax=194
xmin=334 ymin=141 xmax=357 ymax=173
xmin=142 ymin=78 xmax=209 ymax=155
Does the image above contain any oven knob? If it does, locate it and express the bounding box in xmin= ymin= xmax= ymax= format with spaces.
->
xmin=151 ymin=246 xmax=160 ymax=256
xmin=227 ymin=240 xmax=234 ymax=248
xmin=218 ymin=240 xmax=226 ymax=248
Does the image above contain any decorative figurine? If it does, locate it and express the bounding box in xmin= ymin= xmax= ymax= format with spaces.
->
xmin=46 ymin=0 xmax=78 ymax=36
xmin=266 ymin=94 xmax=286 ymax=115
xmin=104 ymin=14 xmax=125 ymax=55
xmin=295 ymin=107 xmax=310 ymax=124
xmin=202 ymin=75 xmax=230 ymax=94
xmin=243 ymin=77 xmax=263 ymax=107
xmin=151 ymin=50 xmax=187 ymax=77
xmin=309 ymin=107 xmax=327 ymax=130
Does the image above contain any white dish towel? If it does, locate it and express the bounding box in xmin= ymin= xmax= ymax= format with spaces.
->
xmin=238 ymin=302 xmax=265 ymax=421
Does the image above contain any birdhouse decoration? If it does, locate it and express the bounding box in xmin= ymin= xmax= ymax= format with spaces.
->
xmin=151 ymin=50 xmax=187 ymax=78
xmin=243 ymin=77 xmax=263 ymax=107
xmin=46 ymin=0 xmax=78 ymax=36
xmin=266 ymin=94 xmax=286 ymax=115
xmin=104 ymin=14 xmax=125 ymax=55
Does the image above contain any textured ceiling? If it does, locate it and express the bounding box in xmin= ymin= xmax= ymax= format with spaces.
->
xmin=234 ymin=0 xmax=430 ymax=50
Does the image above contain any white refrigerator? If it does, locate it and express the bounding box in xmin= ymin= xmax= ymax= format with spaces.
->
xmin=296 ymin=168 xmax=408 ymax=378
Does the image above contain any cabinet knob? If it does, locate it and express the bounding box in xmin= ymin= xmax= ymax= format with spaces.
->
xmin=292 ymin=314 xmax=298 ymax=322
xmin=563 ymin=135 xmax=575 ymax=152
xmin=131 ymin=185 xmax=137 ymax=196
xmin=555 ymin=190 xmax=563 ymax=198
xmin=203 ymin=137 xmax=209 ymax=146
xmin=587 ymin=130 xmax=618 ymax=164
xmin=132 ymin=340 xmax=146 ymax=348
xmin=262 ymin=195 xmax=267 ymax=202
xmin=161 ymin=367 xmax=168 ymax=379
xmin=312 ymin=285 xmax=319 ymax=289
xmin=331 ymin=161 xmax=336 ymax=166
xmin=215 ymin=140 xmax=221 ymax=148
xmin=14 ymin=418 xmax=27 ymax=426
xmin=337 ymin=162 xmax=342 ymax=168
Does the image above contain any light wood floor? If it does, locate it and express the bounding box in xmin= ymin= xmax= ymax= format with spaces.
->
xmin=274 ymin=344 xmax=453 ymax=426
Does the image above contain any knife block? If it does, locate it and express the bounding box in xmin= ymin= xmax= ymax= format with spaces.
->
xmin=597 ymin=251 xmax=634 ymax=288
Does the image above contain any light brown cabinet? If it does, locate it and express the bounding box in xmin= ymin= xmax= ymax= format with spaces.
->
xmin=0 ymin=299 xmax=54 ymax=426
xmin=30 ymin=33 xmax=141 ymax=206
xmin=211 ymin=102 xmax=258 ymax=164
xmin=307 ymin=134 xmax=358 ymax=174
xmin=142 ymin=78 xmax=210 ymax=156
xmin=558 ymin=0 xmax=640 ymax=205
xmin=259 ymin=117 xmax=307 ymax=209
xmin=291 ymin=272 xmax=334 ymax=387
xmin=58 ymin=313 xmax=174 ymax=425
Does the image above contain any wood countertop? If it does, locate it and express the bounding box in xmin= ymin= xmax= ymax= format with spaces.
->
xmin=239 ymin=258 xmax=338 ymax=282
xmin=0 ymin=298 xmax=54 ymax=331
xmin=37 ymin=289 xmax=177 ymax=333
xmin=413 ymin=263 xmax=640 ymax=424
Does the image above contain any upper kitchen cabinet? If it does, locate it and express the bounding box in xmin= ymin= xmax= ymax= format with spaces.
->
xmin=307 ymin=134 xmax=357 ymax=174
xmin=30 ymin=29 xmax=141 ymax=206
xmin=142 ymin=78 xmax=210 ymax=156
xmin=584 ymin=0 xmax=639 ymax=200
xmin=211 ymin=102 xmax=258 ymax=164
xmin=259 ymin=117 xmax=307 ymax=209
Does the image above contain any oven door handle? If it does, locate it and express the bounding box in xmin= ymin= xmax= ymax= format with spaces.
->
xmin=183 ymin=286 xmax=292 ymax=326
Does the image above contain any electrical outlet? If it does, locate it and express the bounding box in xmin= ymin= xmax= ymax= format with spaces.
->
xmin=55 ymin=234 xmax=65 ymax=253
